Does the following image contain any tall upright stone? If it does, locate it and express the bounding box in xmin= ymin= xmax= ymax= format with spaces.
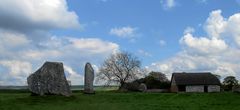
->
xmin=84 ymin=62 xmax=95 ymax=94
xmin=27 ymin=61 xmax=71 ymax=96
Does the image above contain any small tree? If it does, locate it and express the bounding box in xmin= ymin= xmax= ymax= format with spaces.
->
xmin=223 ymin=76 xmax=238 ymax=91
xmin=148 ymin=71 xmax=169 ymax=82
xmin=145 ymin=71 xmax=170 ymax=89
xmin=97 ymin=51 xmax=142 ymax=90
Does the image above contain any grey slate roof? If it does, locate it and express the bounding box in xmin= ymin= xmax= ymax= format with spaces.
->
xmin=171 ymin=72 xmax=221 ymax=85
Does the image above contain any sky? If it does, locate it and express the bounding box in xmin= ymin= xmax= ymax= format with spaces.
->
xmin=0 ymin=0 xmax=240 ymax=85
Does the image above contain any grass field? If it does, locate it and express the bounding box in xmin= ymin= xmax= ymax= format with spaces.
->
xmin=0 ymin=90 xmax=240 ymax=110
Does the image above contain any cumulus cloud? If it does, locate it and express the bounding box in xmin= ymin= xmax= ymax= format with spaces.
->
xmin=184 ymin=26 xmax=195 ymax=34
xmin=0 ymin=0 xmax=120 ymax=85
xmin=0 ymin=31 xmax=119 ymax=85
xmin=204 ymin=9 xmax=240 ymax=47
xmin=110 ymin=26 xmax=138 ymax=38
xmin=226 ymin=13 xmax=240 ymax=46
xmin=0 ymin=30 xmax=30 ymax=47
xmin=148 ymin=10 xmax=240 ymax=80
xmin=66 ymin=37 xmax=119 ymax=54
xmin=0 ymin=22 xmax=119 ymax=85
xmin=0 ymin=0 xmax=80 ymax=32
xmin=10 ymin=34 xmax=118 ymax=85
xmin=64 ymin=65 xmax=84 ymax=85
xmin=204 ymin=10 xmax=227 ymax=38
xmin=147 ymin=50 xmax=240 ymax=80
xmin=0 ymin=30 xmax=31 ymax=59
xmin=180 ymin=33 xmax=228 ymax=55
xmin=0 ymin=60 xmax=32 ymax=85
xmin=160 ymin=0 xmax=176 ymax=10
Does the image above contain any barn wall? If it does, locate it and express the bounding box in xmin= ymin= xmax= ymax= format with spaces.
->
xmin=186 ymin=85 xmax=204 ymax=92
xmin=208 ymin=85 xmax=220 ymax=92
xmin=170 ymin=77 xmax=178 ymax=92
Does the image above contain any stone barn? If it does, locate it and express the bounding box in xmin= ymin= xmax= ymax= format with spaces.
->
xmin=170 ymin=72 xmax=221 ymax=93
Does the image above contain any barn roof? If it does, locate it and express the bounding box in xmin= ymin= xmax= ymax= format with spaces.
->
xmin=171 ymin=72 xmax=221 ymax=85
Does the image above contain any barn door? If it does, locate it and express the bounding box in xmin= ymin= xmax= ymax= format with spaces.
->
xmin=204 ymin=86 xmax=208 ymax=92
xmin=178 ymin=85 xmax=186 ymax=92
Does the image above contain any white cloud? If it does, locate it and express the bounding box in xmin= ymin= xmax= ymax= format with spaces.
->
xmin=204 ymin=10 xmax=227 ymax=38
xmin=148 ymin=10 xmax=240 ymax=80
xmin=184 ymin=26 xmax=195 ymax=34
xmin=110 ymin=26 xmax=138 ymax=39
xmin=147 ymin=51 xmax=240 ymax=80
xmin=66 ymin=37 xmax=119 ymax=54
xmin=64 ymin=65 xmax=84 ymax=85
xmin=0 ymin=28 xmax=119 ymax=85
xmin=0 ymin=60 xmax=32 ymax=77
xmin=159 ymin=40 xmax=166 ymax=46
xmin=0 ymin=60 xmax=32 ymax=85
xmin=15 ymin=36 xmax=119 ymax=62
xmin=180 ymin=33 xmax=228 ymax=55
xmin=0 ymin=0 xmax=114 ymax=86
xmin=160 ymin=0 xmax=176 ymax=10
xmin=21 ymin=50 xmax=62 ymax=61
xmin=226 ymin=13 xmax=240 ymax=46
xmin=204 ymin=9 xmax=240 ymax=47
xmin=92 ymin=64 xmax=100 ymax=74
xmin=0 ymin=0 xmax=80 ymax=31
xmin=0 ymin=30 xmax=30 ymax=48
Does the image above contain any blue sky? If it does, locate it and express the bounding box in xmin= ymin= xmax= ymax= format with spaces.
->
xmin=0 ymin=0 xmax=240 ymax=85
xmin=55 ymin=0 xmax=240 ymax=64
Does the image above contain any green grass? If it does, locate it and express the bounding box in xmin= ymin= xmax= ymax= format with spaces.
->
xmin=0 ymin=90 xmax=240 ymax=110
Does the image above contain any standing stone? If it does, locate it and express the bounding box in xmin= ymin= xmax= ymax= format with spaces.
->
xmin=84 ymin=62 xmax=95 ymax=94
xmin=27 ymin=61 xmax=71 ymax=96
xmin=138 ymin=83 xmax=147 ymax=92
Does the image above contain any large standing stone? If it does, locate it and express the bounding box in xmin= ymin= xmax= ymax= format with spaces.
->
xmin=27 ymin=61 xmax=71 ymax=96
xmin=84 ymin=62 xmax=95 ymax=94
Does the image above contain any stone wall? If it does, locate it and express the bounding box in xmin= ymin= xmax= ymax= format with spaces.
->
xmin=208 ymin=85 xmax=220 ymax=92
xmin=186 ymin=85 xmax=204 ymax=92
xmin=170 ymin=77 xmax=178 ymax=92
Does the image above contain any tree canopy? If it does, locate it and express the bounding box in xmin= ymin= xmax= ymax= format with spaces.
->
xmin=97 ymin=51 xmax=142 ymax=89
xmin=223 ymin=76 xmax=239 ymax=91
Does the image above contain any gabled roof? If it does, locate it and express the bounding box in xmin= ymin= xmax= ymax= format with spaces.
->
xmin=171 ymin=72 xmax=221 ymax=85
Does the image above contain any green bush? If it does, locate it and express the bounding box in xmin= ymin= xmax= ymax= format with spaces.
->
xmin=121 ymin=72 xmax=171 ymax=91
xmin=144 ymin=76 xmax=170 ymax=89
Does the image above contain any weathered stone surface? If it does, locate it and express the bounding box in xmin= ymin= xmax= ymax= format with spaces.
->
xmin=84 ymin=62 xmax=95 ymax=94
xmin=27 ymin=61 xmax=71 ymax=96
xmin=138 ymin=83 xmax=147 ymax=92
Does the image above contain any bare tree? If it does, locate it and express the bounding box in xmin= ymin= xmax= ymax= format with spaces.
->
xmin=97 ymin=51 xmax=141 ymax=89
